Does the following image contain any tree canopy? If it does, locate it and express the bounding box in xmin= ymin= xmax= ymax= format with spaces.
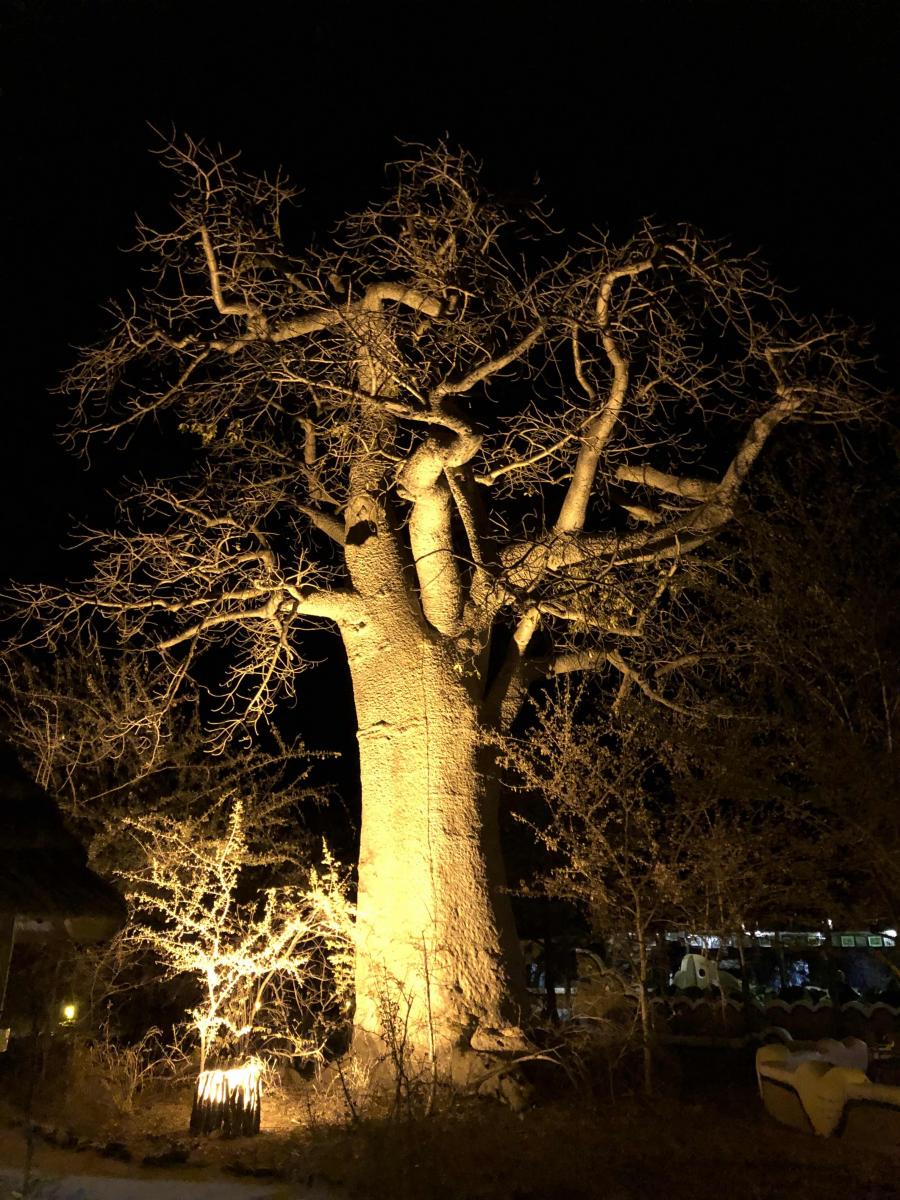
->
xmin=7 ymin=138 xmax=880 ymax=1075
xmin=15 ymin=138 xmax=875 ymax=747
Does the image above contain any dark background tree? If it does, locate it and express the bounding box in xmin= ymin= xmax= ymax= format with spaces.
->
xmin=502 ymin=660 xmax=843 ymax=1092
xmin=736 ymin=440 xmax=900 ymax=926
xmin=0 ymin=635 xmax=327 ymax=877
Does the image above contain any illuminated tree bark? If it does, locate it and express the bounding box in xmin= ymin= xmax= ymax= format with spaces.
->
xmin=12 ymin=139 xmax=876 ymax=1080
xmin=345 ymin=601 xmax=525 ymax=1062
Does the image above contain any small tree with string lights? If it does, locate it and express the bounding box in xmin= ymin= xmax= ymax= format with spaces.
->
xmin=122 ymin=798 xmax=353 ymax=1132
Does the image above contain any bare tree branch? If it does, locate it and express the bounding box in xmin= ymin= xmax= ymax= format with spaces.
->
xmin=614 ymin=464 xmax=717 ymax=501
xmin=16 ymin=137 xmax=875 ymax=748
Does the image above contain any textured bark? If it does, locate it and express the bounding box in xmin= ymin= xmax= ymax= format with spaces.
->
xmin=343 ymin=598 xmax=526 ymax=1067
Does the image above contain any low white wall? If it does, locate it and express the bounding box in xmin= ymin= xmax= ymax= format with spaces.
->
xmin=756 ymin=1039 xmax=900 ymax=1140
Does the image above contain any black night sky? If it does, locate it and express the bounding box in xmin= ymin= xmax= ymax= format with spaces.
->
xmin=1 ymin=0 xmax=898 ymax=774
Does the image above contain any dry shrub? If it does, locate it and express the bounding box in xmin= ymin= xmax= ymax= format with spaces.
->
xmin=63 ymin=1026 xmax=165 ymax=1123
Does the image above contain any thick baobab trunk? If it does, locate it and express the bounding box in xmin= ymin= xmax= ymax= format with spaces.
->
xmin=343 ymin=607 xmax=526 ymax=1079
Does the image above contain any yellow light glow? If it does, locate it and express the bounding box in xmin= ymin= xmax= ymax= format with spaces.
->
xmin=196 ymin=1059 xmax=263 ymax=1111
xmin=61 ymin=1003 xmax=77 ymax=1022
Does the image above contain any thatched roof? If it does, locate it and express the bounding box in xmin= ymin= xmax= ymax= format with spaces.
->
xmin=0 ymin=751 xmax=125 ymax=942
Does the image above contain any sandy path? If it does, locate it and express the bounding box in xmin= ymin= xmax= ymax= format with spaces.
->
xmin=0 ymin=1165 xmax=341 ymax=1199
xmin=0 ymin=1165 xmax=300 ymax=1198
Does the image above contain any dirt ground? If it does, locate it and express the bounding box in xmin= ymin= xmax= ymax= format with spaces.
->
xmin=0 ymin=1089 xmax=312 ymax=1191
xmin=2 ymin=1050 xmax=900 ymax=1199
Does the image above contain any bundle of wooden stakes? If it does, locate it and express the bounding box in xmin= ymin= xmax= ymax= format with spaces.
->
xmin=190 ymin=1060 xmax=262 ymax=1137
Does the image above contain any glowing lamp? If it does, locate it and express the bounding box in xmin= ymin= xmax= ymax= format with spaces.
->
xmin=61 ymin=1003 xmax=77 ymax=1022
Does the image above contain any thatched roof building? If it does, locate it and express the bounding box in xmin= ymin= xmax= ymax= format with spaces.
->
xmin=0 ymin=757 xmax=124 ymax=942
xmin=0 ymin=751 xmax=125 ymax=1030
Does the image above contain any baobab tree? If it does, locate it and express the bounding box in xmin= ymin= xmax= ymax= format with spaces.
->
xmin=14 ymin=139 xmax=873 ymax=1083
